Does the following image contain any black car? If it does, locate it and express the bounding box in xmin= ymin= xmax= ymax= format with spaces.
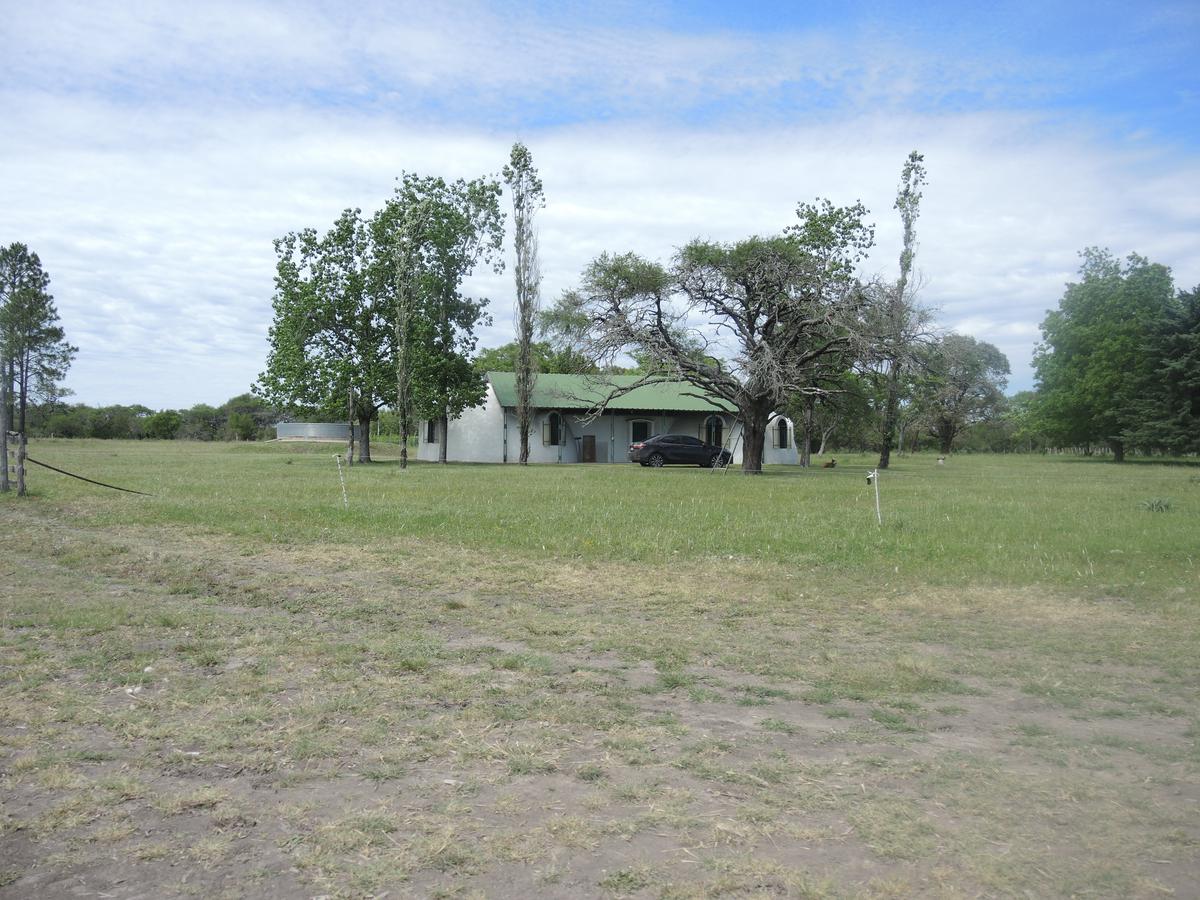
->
xmin=629 ymin=434 xmax=732 ymax=468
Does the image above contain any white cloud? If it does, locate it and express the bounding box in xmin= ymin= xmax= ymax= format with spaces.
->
xmin=3 ymin=4 xmax=1197 ymax=407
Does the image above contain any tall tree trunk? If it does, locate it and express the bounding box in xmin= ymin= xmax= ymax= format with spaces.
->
xmin=740 ymin=405 xmax=770 ymax=474
xmin=438 ymin=413 xmax=448 ymax=464
xmin=17 ymin=349 xmax=28 ymax=436
xmin=938 ymin=421 xmax=955 ymax=455
xmin=358 ymin=413 xmax=372 ymax=463
xmin=817 ymin=423 xmax=835 ymax=457
xmin=345 ymin=389 xmax=355 ymax=466
xmin=879 ymin=361 xmax=899 ymax=469
xmin=399 ymin=406 xmax=410 ymax=469
xmin=799 ymin=396 xmax=813 ymax=467
xmin=517 ymin=391 xmax=532 ymax=465
xmin=1 ymin=356 xmax=9 ymax=493
xmin=1109 ymin=439 xmax=1125 ymax=463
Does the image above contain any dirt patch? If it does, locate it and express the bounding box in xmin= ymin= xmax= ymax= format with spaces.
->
xmin=2 ymin=505 xmax=1198 ymax=898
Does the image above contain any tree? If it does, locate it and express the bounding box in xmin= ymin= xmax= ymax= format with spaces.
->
xmin=473 ymin=340 xmax=582 ymax=375
xmin=0 ymin=243 xmax=76 ymax=493
xmin=875 ymin=151 xmax=932 ymax=469
xmin=503 ymin=143 xmax=545 ymax=465
xmin=784 ymin=370 xmax=870 ymax=462
xmin=257 ymin=209 xmax=393 ymax=462
xmin=374 ymin=174 xmax=505 ymax=464
xmin=1120 ymin=285 xmax=1200 ymax=455
xmin=179 ymin=404 xmax=225 ymax=441
xmin=537 ymin=291 xmax=603 ymax=373
xmin=227 ymin=411 xmax=256 ymax=441
xmin=222 ymin=392 xmax=278 ymax=437
xmin=577 ymin=199 xmax=874 ymax=473
xmin=916 ymin=333 xmax=1010 ymax=454
xmin=1034 ymin=249 xmax=1175 ymax=461
xmin=87 ymin=405 xmax=150 ymax=439
xmin=144 ymin=410 xmax=182 ymax=440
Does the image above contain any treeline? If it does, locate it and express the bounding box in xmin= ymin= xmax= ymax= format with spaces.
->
xmin=27 ymin=393 xmax=281 ymax=441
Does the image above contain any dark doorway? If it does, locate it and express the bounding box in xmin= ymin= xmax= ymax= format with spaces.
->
xmin=705 ymin=415 xmax=723 ymax=447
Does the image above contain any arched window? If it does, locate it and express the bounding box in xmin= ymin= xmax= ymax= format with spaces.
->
xmin=542 ymin=411 xmax=562 ymax=446
xmin=772 ymin=417 xmax=790 ymax=449
xmin=704 ymin=415 xmax=724 ymax=447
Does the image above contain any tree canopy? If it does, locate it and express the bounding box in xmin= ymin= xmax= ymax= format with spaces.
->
xmin=1118 ymin=284 xmax=1200 ymax=455
xmin=1 ymin=243 xmax=76 ymax=492
xmin=1034 ymin=249 xmax=1175 ymax=461
xmin=916 ymin=333 xmax=1010 ymax=454
xmin=576 ymin=199 xmax=874 ymax=473
xmin=374 ymin=173 xmax=505 ymax=463
xmin=257 ymin=209 xmax=392 ymax=461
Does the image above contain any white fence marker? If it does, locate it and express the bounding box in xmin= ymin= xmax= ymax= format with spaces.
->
xmin=866 ymin=469 xmax=882 ymax=525
xmin=334 ymin=454 xmax=349 ymax=509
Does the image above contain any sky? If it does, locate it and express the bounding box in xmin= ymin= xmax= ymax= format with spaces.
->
xmin=3 ymin=0 xmax=1198 ymax=408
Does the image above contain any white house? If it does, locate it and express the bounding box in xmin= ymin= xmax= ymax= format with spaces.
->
xmin=417 ymin=372 xmax=798 ymax=465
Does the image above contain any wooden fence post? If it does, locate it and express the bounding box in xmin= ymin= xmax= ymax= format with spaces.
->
xmin=16 ymin=431 xmax=26 ymax=496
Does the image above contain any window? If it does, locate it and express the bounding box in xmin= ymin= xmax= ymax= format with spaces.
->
xmin=630 ymin=420 xmax=652 ymax=443
xmin=772 ymin=418 xmax=790 ymax=449
xmin=542 ymin=411 xmax=562 ymax=446
xmin=425 ymin=419 xmax=437 ymax=444
xmin=703 ymin=415 xmax=723 ymax=447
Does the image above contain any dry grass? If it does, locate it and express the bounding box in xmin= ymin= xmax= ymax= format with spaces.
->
xmin=1 ymin=443 xmax=1198 ymax=897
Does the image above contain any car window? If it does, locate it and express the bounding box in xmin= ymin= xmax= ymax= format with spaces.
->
xmin=679 ymin=437 xmax=702 ymax=445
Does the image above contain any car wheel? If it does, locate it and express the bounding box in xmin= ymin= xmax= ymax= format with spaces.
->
xmin=647 ymin=453 xmax=665 ymax=467
xmin=708 ymin=453 xmax=724 ymax=468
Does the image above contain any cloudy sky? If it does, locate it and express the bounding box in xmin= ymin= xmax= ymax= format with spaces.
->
xmin=3 ymin=0 xmax=1198 ymax=408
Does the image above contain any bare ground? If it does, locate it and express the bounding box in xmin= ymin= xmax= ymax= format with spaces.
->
xmin=1 ymin=504 xmax=1198 ymax=898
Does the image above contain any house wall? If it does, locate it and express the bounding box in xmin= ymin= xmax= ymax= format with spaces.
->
xmin=418 ymin=388 xmax=799 ymax=466
xmin=417 ymin=384 xmax=506 ymax=463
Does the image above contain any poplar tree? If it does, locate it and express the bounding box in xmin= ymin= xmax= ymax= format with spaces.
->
xmin=502 ymin=143 xmax=545 ymax=464
xmin=876 ymin=151 xmax=931 ymax=469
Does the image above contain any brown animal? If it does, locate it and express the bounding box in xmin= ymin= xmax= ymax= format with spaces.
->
xmin=822 ymin=458 xmax=837 ymax=469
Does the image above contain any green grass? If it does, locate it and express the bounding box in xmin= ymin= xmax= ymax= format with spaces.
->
xmin=2 ymin=440 xmax=1198 ymax=898
xmin=10 ymin=439 xmax=1198 ymax=601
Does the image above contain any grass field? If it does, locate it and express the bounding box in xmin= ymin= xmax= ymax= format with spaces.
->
xmin=2 ymin=440 xmax=1198 ymax=898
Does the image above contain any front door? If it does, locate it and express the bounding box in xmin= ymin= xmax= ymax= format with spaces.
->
xmin=581 ymin=435 xmax=596 ymax=462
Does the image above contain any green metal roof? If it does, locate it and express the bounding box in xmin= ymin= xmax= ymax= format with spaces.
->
xmin=487 ymin=372 xmax=736 ymax=413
